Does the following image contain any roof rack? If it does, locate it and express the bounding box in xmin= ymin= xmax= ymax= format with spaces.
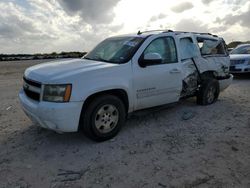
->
xmin=174 ymin=31 xmax=218 ymax=37
xmin=136 ymin=30 xmax=218 ymax=38
xmin=137 ymin=30 xmax=173 ymax=35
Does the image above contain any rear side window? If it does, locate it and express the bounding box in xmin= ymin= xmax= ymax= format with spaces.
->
xmin=180 ymin=37 xmax=200 ymax=60
xmin=197 ymin=38 xmax=227 ymax=56
xmin=143 ymin=37 xmax=178 ymax=64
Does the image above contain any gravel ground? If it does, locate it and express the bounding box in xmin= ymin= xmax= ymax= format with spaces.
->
xmin=0 ymin=60 xmax=250 ymax=188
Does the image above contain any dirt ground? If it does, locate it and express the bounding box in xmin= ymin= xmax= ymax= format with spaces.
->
xmin=0 ymin=59 xmax=250 ymax=188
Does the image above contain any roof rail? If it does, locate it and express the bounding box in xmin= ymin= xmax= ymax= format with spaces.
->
xmin=137 ymin=29 xmax=173 ymax=35
xmin=136 ymin=30 xmax=218 ymax=38
xmin=174 ymin=31 xmax=218 ymax=37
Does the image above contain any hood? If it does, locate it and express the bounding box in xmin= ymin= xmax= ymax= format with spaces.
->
xmin=24 ymin=58 xmax=118 ymax=83
xmin=230 ymin=54 xmax=250 ymax=60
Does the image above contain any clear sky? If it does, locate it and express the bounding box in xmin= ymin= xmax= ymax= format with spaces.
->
xmin=0 ymin=0 xmax=249 ymax=54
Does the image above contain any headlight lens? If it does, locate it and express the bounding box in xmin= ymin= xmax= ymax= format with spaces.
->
xmin=43 ymin=84 xmax=72 ymax=102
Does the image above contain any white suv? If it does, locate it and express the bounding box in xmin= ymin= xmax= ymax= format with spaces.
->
xmin=229 ymin=44 xmax=250 ymax=73
xmin=19 ymin=30 xmax=233 ymax=141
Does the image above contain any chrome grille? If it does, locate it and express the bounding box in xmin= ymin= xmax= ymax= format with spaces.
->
xmin=23 ymin=77 xmax=41 ymax=101
xmin=230 ymin=59 xmax=245 ymax=65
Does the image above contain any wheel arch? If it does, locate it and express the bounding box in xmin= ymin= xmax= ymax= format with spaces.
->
xmin=200 ymin=70 xmax=219 ymax=80
xmin=78 ymin=89 xmax=129 ymax=131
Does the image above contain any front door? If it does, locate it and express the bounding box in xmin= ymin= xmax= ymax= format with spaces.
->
xmin=132 ymin=36 xmax=182 ymax=110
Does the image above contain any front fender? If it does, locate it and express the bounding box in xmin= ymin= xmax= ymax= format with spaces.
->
xmin=69 ymin=62 xmax=134 ymax=111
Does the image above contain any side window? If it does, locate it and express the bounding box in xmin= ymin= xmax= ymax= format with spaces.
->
xmin=143 ymin=37 xmax=178 ymax=65
xmin=197 ymin=37 xmax=226 ymax=56
xmin=180 ymin=37 xmax=199 ymax=60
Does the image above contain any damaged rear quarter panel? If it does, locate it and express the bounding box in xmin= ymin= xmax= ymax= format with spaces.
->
xmin=195 ymin=56 xmax=230 ymax=77
xmin=179 ymin=35 xmax=230 ymax=97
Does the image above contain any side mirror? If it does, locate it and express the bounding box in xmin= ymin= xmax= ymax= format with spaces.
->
xmin=139 ymin=53 xmax=162 ymax=67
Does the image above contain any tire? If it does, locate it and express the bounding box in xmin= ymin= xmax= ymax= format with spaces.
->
xmin=197 ymin=79 xmax=220 ymax=105
xmin=81 ymin=95 xmax=126 ymax=142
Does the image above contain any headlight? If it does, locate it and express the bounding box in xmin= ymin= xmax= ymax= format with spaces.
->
xmin=43 ymin=84 xmax=72 ymax=102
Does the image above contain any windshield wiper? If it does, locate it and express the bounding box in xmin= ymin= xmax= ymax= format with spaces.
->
xmin=84 ymin=56 xmax=119 ymax=64
xmin=96 ymin=56 xmax=116 ymax=62
xmin=83 ymin=57 xmax=93 ymax=60
xmin=84 ymin=56 xmax=107 ymax=62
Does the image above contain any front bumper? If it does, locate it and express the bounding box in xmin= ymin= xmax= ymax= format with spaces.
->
xmin=218 ymin=74 xmax=233 ymax=91
xmin=19 ymin=89 xmax=83 ymax=132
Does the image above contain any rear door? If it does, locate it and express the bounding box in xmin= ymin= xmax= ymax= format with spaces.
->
xmin=178 ymin=36 xmax=200 ymax=97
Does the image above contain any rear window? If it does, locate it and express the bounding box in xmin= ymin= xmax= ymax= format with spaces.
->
xmin=197 ymin=38 xmax=227 ymax=56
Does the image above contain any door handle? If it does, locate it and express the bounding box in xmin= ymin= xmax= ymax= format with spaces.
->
xmin=170 ymin=68 xmax=181 ymax=73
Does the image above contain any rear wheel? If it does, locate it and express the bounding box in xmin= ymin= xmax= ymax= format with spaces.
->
xmin=197 ymin=79 xmax=220 ymax=105
xmin=81 ymin=95 xmax=126 ymax=142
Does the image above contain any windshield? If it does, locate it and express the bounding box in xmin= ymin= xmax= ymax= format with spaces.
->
xmin=84 ymin=36 xmax=145 ymax=64
xmin=231 ymin=45 xmax=250 ymax=54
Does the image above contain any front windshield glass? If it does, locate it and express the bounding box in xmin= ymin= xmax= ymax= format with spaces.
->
xmin=84 ymin=36 xmax=145 ymax=64
xmin=231 ymin=45 xmax=250 ymax=54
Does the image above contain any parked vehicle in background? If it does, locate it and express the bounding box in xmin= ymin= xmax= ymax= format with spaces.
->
xmin=230 ymin=44 xmax=250 ymax=73
xmin=19 ymin=30 xmax=233 ymax=141
xmin=227 ymin=48 xmax=234 ymax=53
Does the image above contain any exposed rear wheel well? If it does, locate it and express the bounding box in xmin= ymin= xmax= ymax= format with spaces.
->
xmin=200 ymin=71 xmax=218 ymax=80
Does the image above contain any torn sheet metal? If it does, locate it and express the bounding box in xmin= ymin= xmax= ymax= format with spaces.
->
xmin=179 ymin=36 xmax=229 ymax=97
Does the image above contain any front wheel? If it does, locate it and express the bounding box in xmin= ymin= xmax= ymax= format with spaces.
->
xmin=197 ymin=79 xmax=220 ymax=105
xmin=81 ymin=95 xmax=126 ymax=142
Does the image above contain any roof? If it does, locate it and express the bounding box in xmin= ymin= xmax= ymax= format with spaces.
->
xmin=111 ymin=29 xmax=221 ymax=40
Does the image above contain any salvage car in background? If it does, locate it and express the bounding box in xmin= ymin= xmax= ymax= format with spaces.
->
xmin=230 ymin=44 xmax=250 ymax=73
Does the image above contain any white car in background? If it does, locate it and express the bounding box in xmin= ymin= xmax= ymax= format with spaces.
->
xmin=230 ymin=44 xmax=250 ymax=73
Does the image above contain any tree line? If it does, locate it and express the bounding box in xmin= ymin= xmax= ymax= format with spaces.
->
xmin=0 ymin=51 xmax=87 ymax=61
xmin=227 ymin=41 xmax=250 ymax=49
